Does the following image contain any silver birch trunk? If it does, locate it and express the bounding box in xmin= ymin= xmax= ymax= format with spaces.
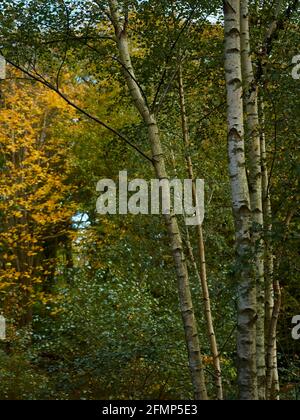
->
xmin=260 ymin=100 xmax=281 ymax=400
xmin=259 ymin=2 xmax=285 ymax=398
xmin=224 ymin=0 xmax=257 ymax=400
xmin=266 ymin=277 xmax=281 ymax=399
xmin=108 ymin=0 xmax=208 ymax=400
xmin=240 ymin=0 xmax=265 ymax=400
xmin=265 ymin=212 xmax=293 ymax=400
xmin=178 ymin=65 xmax=223 ymax=400
xmin=260 ymin=99 xmax=280 ymax=399
xmin=261 ymin=105 xmax=274 ymax=333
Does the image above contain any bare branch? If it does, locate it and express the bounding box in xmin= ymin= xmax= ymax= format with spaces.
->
xmin=111 ymin=55 xmax=150 ymax=109
xmin=154 ymin=52 xmax=187 ymax=115
xmin=1 ymin=53 xmax=153 ymax=165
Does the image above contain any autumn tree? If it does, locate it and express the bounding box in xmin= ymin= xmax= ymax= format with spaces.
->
xmin=0 ymin=71 xmax=76 ymax=326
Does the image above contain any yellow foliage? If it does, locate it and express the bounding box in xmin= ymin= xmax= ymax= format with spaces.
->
xmin=0 ymin=68 xmax=77 ymax=322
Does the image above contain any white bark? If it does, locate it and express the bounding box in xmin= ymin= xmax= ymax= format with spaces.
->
xmin=0 ymin=55 xmax=6 ymax=80
xmin=260 ymin=99 xmax=280 ymax=400
xmin=266 ymin=277 xmax=281 ymax=399
xmin=240 ymin=0 xmax=265 ymax=400
xmin=259 ymin=2 xmax=286 ymax=399
xmin=224 ymin=0 xmax=257 ymax=400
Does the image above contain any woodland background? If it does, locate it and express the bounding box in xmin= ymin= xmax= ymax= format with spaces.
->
xmin=0 ymin=0 xmax=299 ymax=400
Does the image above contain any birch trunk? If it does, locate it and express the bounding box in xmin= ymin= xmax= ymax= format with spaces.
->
xmin=265 ymin=211 xmax=293 ymax=399
xmin=272 ymin=342 xmax=280 ymax=399
xmin=266 ymin=277 xmax=281 ymax=399
xmin=108 ymin=0 xmax=208 ymax=400
xmin=178 ymin=66 xmax=223 ymax=400
xmin=224 ymin=0 xmax=257 ymax=400
xmin=259 ymin=2 xmax=286 ymax=398
xmin=261 ymin=103 xmax=274 ymax=334
xmin=240 ymin=0 xmax=265 ymax=400
xmin=260 ymin=99 xmax=280 ymax=399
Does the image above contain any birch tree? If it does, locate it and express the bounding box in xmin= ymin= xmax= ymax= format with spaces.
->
xmin=224 ymin=0 xmax=258 ymax=400
xmin=240 ymin=0 xmax=265 ymax=400
xmin=178 ymin=64 xmax=223 ymax=400
xmin=254 ymin=0 xmax=299 ymax=398
xmin=260 ymin=100 xmax=280 ymax=400
xmin=107 ymin=0 xmax=208 ymax=400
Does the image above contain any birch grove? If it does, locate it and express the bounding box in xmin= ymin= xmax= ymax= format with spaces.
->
xmin=0 ymin=0 xmax=298 ymax=401
xmin=223 ymin=0 xmax=298 ymax=399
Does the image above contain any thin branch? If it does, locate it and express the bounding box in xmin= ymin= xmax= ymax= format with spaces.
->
xmin=72 ymin=39 xmax=150 ymax=112
xmin=2 ymin=54 xmax=153 ymax=164
xmin=111 ymin=55 xmax=150 ymax=109
xmin=265 ymin=88 xmax=278 ymax=197
xmin=92 ymin=0 xmax=112 ymax=22
xmin=196 ymin=100 xmax=227 ymax=125
xmin=40 ymin=35 xmax=115 ymax=46
xmin=154 ymin=52 xmax=188 ymax=115
xmin=218 ymin=324 xmax=237 ymax=357
xmin=264 ymin=0 xmax=299 ymax=55
xmin=256 ymin=0 xmax=299 ymax=81
xmin=151 ymin=3 xmax=199 ymax=113
xmin=56 ymin=46 xmax=68 ymax=90
xmin=57 ymin=0 xmax=70 ymax=89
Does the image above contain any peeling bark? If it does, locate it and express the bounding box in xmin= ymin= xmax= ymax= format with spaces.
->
xmin=240 ymin=0 xmax=265 ymax=400
xmin=224 ymin=0 xmax=257 ymax=400
xmin=260 ymin=99 xmax=280 ymax=400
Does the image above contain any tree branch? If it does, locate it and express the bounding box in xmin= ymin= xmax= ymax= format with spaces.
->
xmin=151 ymin=3 xmax=199 ymax=113
xmin=1 ymin=54 xmax=154 ymax=165
xmin=256 ymin=0 xmax=299 ymax=81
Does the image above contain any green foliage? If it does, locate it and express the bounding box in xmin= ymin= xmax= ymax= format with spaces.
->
xmin=0 ymin=0 xmax=299 ymax=401
xmin=0 ymin=267 xmax=194 ymax=400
